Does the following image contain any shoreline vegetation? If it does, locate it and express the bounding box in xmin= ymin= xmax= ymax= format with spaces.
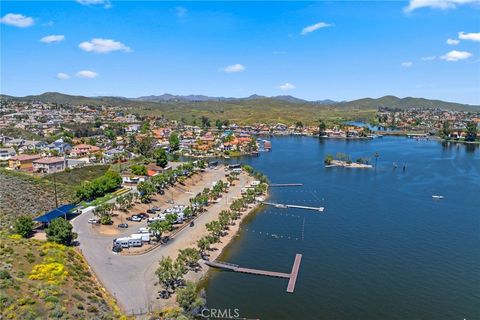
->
xmin=148 ymin=164 xmax=269 ymax=319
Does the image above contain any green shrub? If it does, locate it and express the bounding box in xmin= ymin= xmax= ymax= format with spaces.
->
xmin=45 ymin=295 xmax=60 ymax=303
xmin=0 ymin=270 xmax=11 ymax=279
xmin=87 ymin=305 xmax=99 ymax=313
xmin=72 ymin=292 xmax=85 ymax=301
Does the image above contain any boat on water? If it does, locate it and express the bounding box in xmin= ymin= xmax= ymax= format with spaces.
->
xmin=432 ymin=195 xmax=445 ymax=199
xmin=275 ymin=204 xmax=288 ymax=209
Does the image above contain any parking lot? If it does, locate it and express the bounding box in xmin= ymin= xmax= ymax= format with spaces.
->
xmin=72 ymin=167 xmax=251 ymax=315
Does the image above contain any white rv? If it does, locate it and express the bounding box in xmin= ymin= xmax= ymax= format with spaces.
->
xmin=114 ymin=237 xmax=131 ymax=248
xmin=131 ymin=233 xmax=150 ymax=243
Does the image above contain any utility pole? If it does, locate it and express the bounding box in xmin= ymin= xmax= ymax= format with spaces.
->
xmin=53 ymin=174 xmax=59 ymax=208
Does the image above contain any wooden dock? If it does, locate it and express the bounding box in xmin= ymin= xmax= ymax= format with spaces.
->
xmin=269 ymin=183 xmax=303 ymax=188
xmin=287 ymin=254 xmax=302 ymax=293
xmin=262 ymin=202 xmax=324 ymax=212
xmin=204 ymin=254 xmax=302 ymax=293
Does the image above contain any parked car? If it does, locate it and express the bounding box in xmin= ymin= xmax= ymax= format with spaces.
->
xmin=131 ymin=216 xmax=142 ymax=222
xmin=146 ymin=209 xmax=155 ymax=214
xmin=88 ymin=218 xmax=99 ymax=224
xmin=118 ymin=223 xmax=129 ymax=229
xmin=151 ymin=206 xmax=162 ymax=211
xmin=112 ymin=244 xmax=122 ymax=253
xmin=138 ymin=213 xmax=149 ymax=219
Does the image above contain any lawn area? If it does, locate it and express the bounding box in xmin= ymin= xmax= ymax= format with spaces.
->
xmin=78 ymin=188 xmax=129 ymax=208
xmin=0 ymin=236 xmax=126 ymax=319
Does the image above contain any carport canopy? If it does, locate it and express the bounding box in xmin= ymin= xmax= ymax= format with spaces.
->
xmin=34 ymin=204 xmax=76 ymax=223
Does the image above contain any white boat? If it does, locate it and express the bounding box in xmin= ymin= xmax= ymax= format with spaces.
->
xmin=432 ymin=195 xmax=445 ymax=199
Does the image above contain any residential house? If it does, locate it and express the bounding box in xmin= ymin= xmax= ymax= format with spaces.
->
xmin=46 ymin=138 xmax=71 ymax=154
xmin=33 ymin=157 xmax=65 ymax=173
xmin=0 ymin=148 xmax=16 ymax=161
xmin=70 ymin=143 xmax=101 ymax=157
xmin=125 ymin=124 xmax=140 ymax=133
xmin=8 ymin=154 xmax=42 ymax=171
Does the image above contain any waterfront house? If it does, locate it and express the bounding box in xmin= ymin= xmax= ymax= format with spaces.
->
xmin=8 ymin=154 xmax=42 ymax=171
xmin=33 ymin=157 xmax=66 ymax=173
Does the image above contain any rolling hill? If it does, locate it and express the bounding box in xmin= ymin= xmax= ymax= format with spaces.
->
xmin=1 ymin=92 xmax=478 ymax=125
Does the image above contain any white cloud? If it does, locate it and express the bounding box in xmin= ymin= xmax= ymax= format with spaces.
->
xmin=458 ymin=31 xmax=480 ymax=42
xmin=40 ymin=35 xmax=65 ymax=43
xmin=56 ymin=73 xmax=70 ymax=80
xmin=76 ymin=70 xmax=98 ymax=78
xmin=0 ymin=13 xmax=34 ymax=27
xmin=440 ymin=50 xmax=472 ymax=61
xmin=301 ymin=22 xmax=332 ymax=35
xmin=77 ymin=0 xmax=111 ymax=8
xmin=421 ymin=56 xmax=436 ymax=61
xmin=278 ymin=83 xmax=296 ymax=91
xmin=176 ymin=7 xmax=188 ymax=18
xmin=404 ymin=0 xmax=479 ymax=12
xmin=221 ymin=64 xmax=245 ymax=73
xmin=401 ymin=61 xmax=413 ymax=67
xmin=446 ymin=38 xmax=460 ymax=45
xmin=79 ymin=38 xmax=131 ymax=53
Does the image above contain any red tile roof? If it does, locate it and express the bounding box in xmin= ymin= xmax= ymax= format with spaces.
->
xmin=10 ymin=154 xmax=42 ymax=162
xmin=33 ymin=157 xmax=65 ymax=164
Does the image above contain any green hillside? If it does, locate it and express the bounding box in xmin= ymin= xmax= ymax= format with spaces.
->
xmin=2 ymin=92 xmax=478 ymax=125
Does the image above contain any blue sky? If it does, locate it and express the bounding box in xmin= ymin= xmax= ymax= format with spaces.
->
xmin=1 ymin=1 xmax=479 ymax=104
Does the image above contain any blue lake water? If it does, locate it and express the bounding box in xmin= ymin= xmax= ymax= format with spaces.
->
xmin=205 ymin=136 xmax=480 ymax=320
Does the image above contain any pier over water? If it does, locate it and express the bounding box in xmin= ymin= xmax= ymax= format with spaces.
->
xmin=204 ymin=254 xmax=303 ymax=293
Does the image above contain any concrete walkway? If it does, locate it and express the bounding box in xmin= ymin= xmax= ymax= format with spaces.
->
xmin=72 ymin=168 xmax=250 ymax=316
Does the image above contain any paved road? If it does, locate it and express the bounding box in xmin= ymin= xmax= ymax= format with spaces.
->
xmin=72 ymin=168 xmax=250 ymax=316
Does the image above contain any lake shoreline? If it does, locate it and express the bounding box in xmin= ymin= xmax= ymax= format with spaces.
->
xmin=185 ymin=192 xmax=268 ymax=285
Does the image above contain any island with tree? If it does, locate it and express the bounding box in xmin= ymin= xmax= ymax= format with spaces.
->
xmin=324 ymin=153 xmax=374 ymax=168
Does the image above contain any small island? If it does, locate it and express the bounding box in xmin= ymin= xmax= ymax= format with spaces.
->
xmin=324 ymin=153 xmax=374 ymax=169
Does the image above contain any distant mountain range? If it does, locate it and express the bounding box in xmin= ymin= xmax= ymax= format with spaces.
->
xmin=1 ymin=92 xmax=479 ymax=112
xmin=133 ymin=93 xmax=338 ymax=105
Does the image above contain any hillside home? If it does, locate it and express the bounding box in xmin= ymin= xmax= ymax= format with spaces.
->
xmin=33 ymin=157 xmax=65 ymax=173
xmin=0 ymin=148 xmax=16 ymax=161
xmin=70 ymin=143 xmax=101 ymax=157
xmin=8 ymin=154 xmax=42 ymax=171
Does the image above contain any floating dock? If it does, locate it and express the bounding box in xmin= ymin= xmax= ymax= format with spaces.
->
xmin=269 ymin=183 xmax=303 ymax=188
xmin=287 ymin=254 xmax=302 ymax=293
xmin=262 ymin=202 xmax=324 ymax=212
xmin=204 ymin=254 xmax=302 ymax=293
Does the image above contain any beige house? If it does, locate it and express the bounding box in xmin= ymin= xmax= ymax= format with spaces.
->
xmin=33 ymin=157 xmax=65 ymax=173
